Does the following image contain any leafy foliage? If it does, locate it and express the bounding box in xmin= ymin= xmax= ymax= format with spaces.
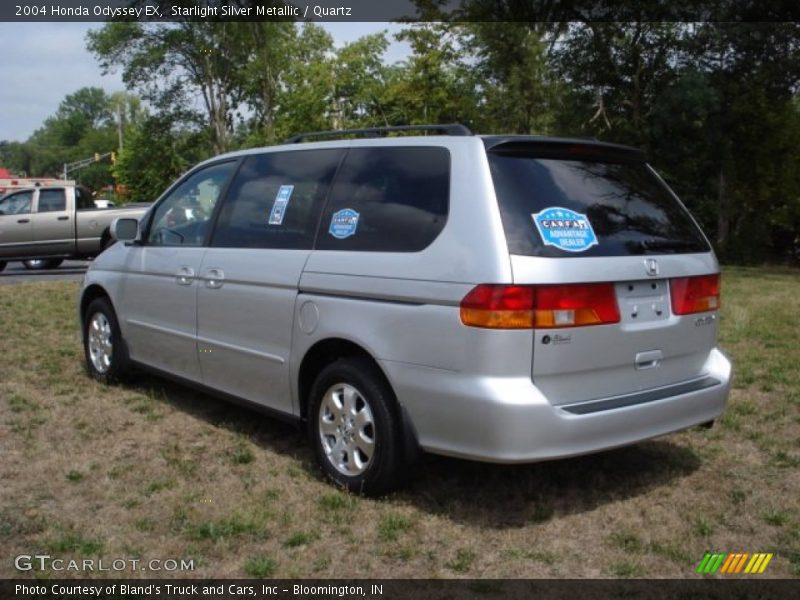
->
xmin=2 ymin=21 xmax=798 ymax=262
xmin=2 ymin=87 xmax=121 ymax=190
xmin=112 ymin=115 xmax=207 ymax=203
xmin=555 ymin=22 xmax=800 ymax=262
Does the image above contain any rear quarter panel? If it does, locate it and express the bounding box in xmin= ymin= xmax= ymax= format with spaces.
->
xmin=291 ymin=137 xmax=527 ymax=415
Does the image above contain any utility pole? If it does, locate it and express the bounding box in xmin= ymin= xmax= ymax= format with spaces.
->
xmin=116 ymin=102 xmax=124 ymax=151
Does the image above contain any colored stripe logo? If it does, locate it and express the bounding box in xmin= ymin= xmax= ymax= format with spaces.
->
xmin=697 ymin=552 xmax=773 ymax=574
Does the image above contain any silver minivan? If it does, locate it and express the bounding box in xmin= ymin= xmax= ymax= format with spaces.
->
xmin=79 ymin=125 xmax=731 ymax=494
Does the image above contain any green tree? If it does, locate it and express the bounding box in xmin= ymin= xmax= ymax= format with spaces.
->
xmin=88 ymin=22 xmax=249 ymax=154
xmin=0 ymin=141 xmax=35 ymax=176
xmin=681 ymin=22 xmax=800 ymax=261
xmin=330 ymin=33 xmax=391 ymax=129
xmin=647 ymin=69 xmax=721 ymax=235
xmin=256 ymin=23 xmax=335 ymax=143
xmin=554 ymin=22 xmax=683 ymax=146
xmin=386 ymin=24 xmax=480 ymax=127
xmin=49 ymin=86 xmax=114 ymax=146
xmin=112 ymin=115 xmax=208 ymax=202
xmin=553 ymin=21 xmax=800 ymax=262
xmin=238 ymin=21 xmax=297 ymax=143
xmin=19 ymin=87 xmax=118 ymax=189
xmin=460 ymin=22 xmax=563 ymax=134
xmin=109 ymin=91 xmax=148 ymax=150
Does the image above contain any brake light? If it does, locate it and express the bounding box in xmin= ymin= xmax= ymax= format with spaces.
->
xmin=459 ymin=285 xmax=536 ymax=328
xmin=670 ymin=274 xmax=720 ymax=315
xmin=460 ymin=283 xmax=620 ymax=329
xmin=534 ymin=283 xmax=620 ymax=328
xmin=565 ymin=145 xmax=597 ymax=156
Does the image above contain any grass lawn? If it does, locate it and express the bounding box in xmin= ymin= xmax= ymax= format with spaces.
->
xmin=0 ymin=266 xmax=798 ymax=578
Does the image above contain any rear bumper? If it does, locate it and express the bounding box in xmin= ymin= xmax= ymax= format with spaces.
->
xmin=381 ymin=347 xmax=731 ymax=463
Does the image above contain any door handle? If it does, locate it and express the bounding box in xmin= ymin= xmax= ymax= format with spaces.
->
xmin=57 ymin=216 xmax=69 ymax=221
xmin=175 ymin=266 xmax=195 ymax=286
xmin=17 ymin=218 xmax=30 ymax=224
xmin=204 ymin=268 xmax=225 ymax=289
xmin=635 ymin=350 xmax=663 ymax=370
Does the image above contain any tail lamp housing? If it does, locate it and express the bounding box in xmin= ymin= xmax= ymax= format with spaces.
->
xmin=460 ymin=283 xmax=621 ymax=329
xmin=670 ymin=274 xmax=720 ymax=315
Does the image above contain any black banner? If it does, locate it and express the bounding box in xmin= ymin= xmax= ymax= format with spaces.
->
xmin=3 ymin=0 xmax=800 ymax=23
xmin=2 ymin=579 xmax=800 ymax=600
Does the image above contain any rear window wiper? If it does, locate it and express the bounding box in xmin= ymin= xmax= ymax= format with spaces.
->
xmin=629 ymin=239 xmax=703 ymax=253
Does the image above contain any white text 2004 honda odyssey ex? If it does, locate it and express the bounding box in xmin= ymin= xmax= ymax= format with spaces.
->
xmin=79 ymin=124 xmax=731 ymax=494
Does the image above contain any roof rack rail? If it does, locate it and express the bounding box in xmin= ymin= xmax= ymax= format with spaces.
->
xmin=284 ymin=123 xmax=472 ymax=144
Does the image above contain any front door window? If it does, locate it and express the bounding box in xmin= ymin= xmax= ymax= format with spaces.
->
xmin=147 ymin=162 xmax=236 ymax=247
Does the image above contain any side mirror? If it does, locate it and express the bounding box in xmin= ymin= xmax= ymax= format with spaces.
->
xmin=111 ymin=217 xmax=139 ymax=242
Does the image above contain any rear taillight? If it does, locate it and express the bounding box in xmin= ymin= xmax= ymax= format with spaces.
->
xmin=534 ymin=283 xmax=620 ymax=328
xmin=460 ymin=283 xmax=620 ymax=329
xmin=670 ymin=274 xmax=720 ymax=315
xmin=459 ymin=285 xmax=536 ymax=328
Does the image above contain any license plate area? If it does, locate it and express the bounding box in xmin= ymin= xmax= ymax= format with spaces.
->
xmin=615 ymin=279 xmax=669 ymax=324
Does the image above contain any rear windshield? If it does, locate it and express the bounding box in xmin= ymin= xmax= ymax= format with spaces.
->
xmin=488 ymin=151 xmax=710 ymax=257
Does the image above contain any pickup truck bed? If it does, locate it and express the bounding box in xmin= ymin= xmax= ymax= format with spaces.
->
xmin=0 ymin=185 xmax=149 ymax=270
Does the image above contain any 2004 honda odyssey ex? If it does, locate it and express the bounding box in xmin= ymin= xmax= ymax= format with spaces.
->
xmin=79 ymin=124 xmax=731 ymax=494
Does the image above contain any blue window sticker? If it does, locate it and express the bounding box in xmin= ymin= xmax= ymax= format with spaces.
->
xmin=532 ymin=207 xmax=598 ymax=253
xmin=329 ymin=208 xmax=360 ymax=239
xmin=268 ymin=185 xmax=294 ymax=225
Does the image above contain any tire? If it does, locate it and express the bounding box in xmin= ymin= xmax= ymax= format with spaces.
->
xmin=309 ymin=357 xmax=405 ymax=495
xmin=100 ymin=229 xmax=116 ymax=252
xmin=23 ymin=258 xmax=63 ymax=270
xmin=83 ymin=297 xmax=129 ymax=384
xmin=0 ymin=261 xmax=6 ymax=272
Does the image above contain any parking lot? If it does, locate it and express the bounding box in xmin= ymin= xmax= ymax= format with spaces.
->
xmin=0 ymin=260 xmax=88 ymax=284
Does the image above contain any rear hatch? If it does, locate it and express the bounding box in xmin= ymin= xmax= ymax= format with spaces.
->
xmin=485 ymin=138 xmax=721 ymax=406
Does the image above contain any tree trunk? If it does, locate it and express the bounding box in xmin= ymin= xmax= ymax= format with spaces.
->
xmin=716 ymin=168 xmax=729 ymax=246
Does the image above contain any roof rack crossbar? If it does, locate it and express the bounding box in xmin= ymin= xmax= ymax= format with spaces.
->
xmin=284 ymin=123 xmax=472 ymax=144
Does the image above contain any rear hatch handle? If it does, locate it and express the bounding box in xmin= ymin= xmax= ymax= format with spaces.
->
xmin=635 ymin=349 xmax=663 ymax=370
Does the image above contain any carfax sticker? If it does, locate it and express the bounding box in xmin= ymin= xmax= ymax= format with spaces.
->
xmin=268 ymin=185 xmax=294 ymax=225
xmin=532 ymin=206 xmax=598 ymax=252
xmin=329 ymin=208 xmax=360 ymax=239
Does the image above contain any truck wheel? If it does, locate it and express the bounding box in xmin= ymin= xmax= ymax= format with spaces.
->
xmin=23 ymin=259 xmax=63 ymax=270
xmin=308 ymin=357 xmax=405 ymax=495
xmin=0 ymin=261 xmax=6 ymax=272
xmin=101 ymin=230 xmax=115 ymax=251
xmin=83 ymin=297 xmax=129 ymax=384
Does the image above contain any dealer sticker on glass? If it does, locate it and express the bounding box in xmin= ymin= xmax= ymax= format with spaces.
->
xmin=532 ymin=206 xmax=598 ymax=253
xmin=329 ymin=208 xmax=360 ymax=239
xmin=268 ymin=185 xmax=294 ymax=225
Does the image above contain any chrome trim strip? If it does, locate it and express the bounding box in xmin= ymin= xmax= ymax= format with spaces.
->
xmin=561 ymin=376 xmax=721 ymax=415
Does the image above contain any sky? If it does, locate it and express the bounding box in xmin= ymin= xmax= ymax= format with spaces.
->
xmin=0 ymin=22 xmax=410 ymax=143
